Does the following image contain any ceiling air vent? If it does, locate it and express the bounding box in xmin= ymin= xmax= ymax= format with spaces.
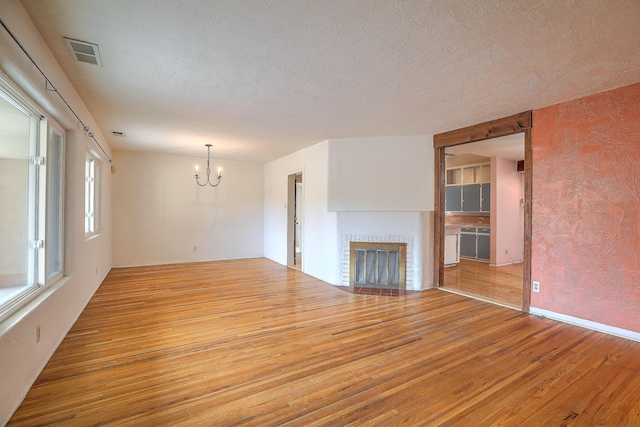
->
xmin=64 ymin=38 xmax=102 ymax=66
xmin=111 ymin=131 xmax=126 ymax=138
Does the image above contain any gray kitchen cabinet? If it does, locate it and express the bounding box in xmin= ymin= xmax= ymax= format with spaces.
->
xmin=460 ymin=232 xmax=477 ymax=258
xmin=477 ymin=234 xmax=490 ymax=260
xmin=462 ymin=184 xmax=481 ymax=212
xmin=481 ymin=183 xmax=490 ymax=212
xmin=445 ymin=185 xmax=462 ymax=212
xmin=445 ymin=164 xmax=490 ymax=213
xmin=460 ymin=227 xmax=490 ymax=261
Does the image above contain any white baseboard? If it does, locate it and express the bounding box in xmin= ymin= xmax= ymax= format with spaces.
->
xmin=530 ymin=307 xmax=640 ymax=342
xmin=490 ymin=262 xmax=522 ymax=267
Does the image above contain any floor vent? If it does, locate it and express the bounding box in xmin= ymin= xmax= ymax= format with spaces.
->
xmin=65 ymin=38 xmax=102 ymax=66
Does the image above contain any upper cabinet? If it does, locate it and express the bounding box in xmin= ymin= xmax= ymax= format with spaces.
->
xmin=446 ymin=168 xmax=462 ymax=185
xmin=462 ymin=184 xmax=481 ymax=211
xmin=445 ymin=163 xmax=490 ymax=212
xmin=445 ymin=185 xmax=463 ymax=211
xmin=481 ymin=183 xmax=490 ymax=212
xmin=446 ymin=164 xmax=490 ymax=185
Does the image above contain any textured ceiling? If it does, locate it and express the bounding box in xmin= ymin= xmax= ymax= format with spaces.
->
xmin=446 ymin=133 xmax=525 ymax=161
xmin=18 ymin=0 xmax=640 ymax=162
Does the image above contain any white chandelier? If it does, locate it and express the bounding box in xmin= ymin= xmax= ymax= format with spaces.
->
xmin=194 ymin=144 xmax=222 ymax=187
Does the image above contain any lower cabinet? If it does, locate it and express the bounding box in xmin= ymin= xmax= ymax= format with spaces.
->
xmin=477 ymin=234 xmax=490 ymax=260
xmin=460 ymin=227 xmax=490 ymax=261
xmin=444 ymin=233 xmax=460 ymax=266
xmin=460 ymin=233 xmax=477 ymax=258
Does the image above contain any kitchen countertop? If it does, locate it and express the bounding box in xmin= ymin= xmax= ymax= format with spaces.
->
xmin=445 ymin=222 xmax=489 ymax=229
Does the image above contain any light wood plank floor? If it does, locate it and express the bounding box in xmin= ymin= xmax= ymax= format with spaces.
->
xmin=10 ymin=258 xmax=640 ymax=426
xmin=443 ymin=259 xmax=524 ymax=309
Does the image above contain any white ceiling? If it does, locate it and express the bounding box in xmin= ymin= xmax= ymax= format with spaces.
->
xmin=446 ymin=133 xmax=525 ymax=161
xmin=18 ymin=0 xmax=640 ymax=163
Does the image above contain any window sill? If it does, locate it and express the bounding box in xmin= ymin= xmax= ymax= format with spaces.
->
xmin=0 ymin=276 xmax=71 ymax=339
xmin=84 ymin=230 xmax=102 ymax=241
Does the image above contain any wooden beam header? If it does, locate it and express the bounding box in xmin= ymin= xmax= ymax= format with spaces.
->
xmin=433 ymin=111 xmax=532 ymax=148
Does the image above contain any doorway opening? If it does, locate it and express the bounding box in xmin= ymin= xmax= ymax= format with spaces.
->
xmin=287 ymin=172 xmax=303 ymax=270
xmin=442 ymin=134 xmax=524 ymax=309
xmin=433 ymin=112 xmax=532 ymax=312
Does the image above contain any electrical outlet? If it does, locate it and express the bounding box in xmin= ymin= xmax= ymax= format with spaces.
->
xmin=193 ymin=246 xmax=197 ymax=252
xmin=532 ymin=281 xmax=540 ymax=293
xmin=36 ymin=325 xmax=41 ymax=343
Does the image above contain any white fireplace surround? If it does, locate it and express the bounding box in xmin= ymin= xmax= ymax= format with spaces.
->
xmin=341 ymin=234 xmax=414 ymax=289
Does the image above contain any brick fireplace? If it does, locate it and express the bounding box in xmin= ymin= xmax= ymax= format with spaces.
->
xmin=341 ymin=234 xmax=414 ymax=290
xmin=349 ymin=241 xmax=407 ymax=291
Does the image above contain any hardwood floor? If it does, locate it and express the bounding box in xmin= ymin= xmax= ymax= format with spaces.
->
xmin=443 ymin=259 xmax=523 ymax=309
xmin=9 ymin=258 xmax=640 ymax=426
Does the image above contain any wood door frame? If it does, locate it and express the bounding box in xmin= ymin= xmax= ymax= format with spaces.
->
xmin=433 ymin=111 xmax=532 ymax=312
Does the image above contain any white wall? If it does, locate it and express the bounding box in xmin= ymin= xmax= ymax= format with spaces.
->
xmin=264 ymin=141 xmax=338 ymax=284
xmin=265 ymin=136 xmax=435 ymax=288
xmin=0 ymin=2 xmax=112 ymax=423
xmin=328 ymin=136 xmax=435 ymax=289
xmin=112 ymin=150 xmax=264 ymax=267
xmin=328 ymin=136 xmax=434 ymax=212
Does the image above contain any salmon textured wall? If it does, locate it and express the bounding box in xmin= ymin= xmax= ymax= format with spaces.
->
xmin=531 ymin=82 xmax=640 ymax=332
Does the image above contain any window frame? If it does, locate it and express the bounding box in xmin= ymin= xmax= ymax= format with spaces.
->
xmin=0 ymin=77 xmax=66 ymax=321
xmin=45 ymin=122 xmax=65 ymax=284
xmin=84 ymin=152 xmax=99 ymax=236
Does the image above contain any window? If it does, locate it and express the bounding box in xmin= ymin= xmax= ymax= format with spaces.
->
xmin=0 ymin=80 xmax=65 ymax=317
xmin=84 ymin=153 xmax=98 ymax=235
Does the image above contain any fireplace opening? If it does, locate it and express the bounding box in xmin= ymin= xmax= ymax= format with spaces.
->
xmin=349 ymin=242 xmax=407 ymax=291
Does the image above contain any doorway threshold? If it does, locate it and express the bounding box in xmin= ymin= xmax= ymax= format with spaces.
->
xmin=438 ymin=287 xmax=521 ymax=311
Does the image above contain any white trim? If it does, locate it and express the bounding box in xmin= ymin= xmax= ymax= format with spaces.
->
xmin=490 ymin=262 xmax=522 ymax=267
xmin=0 ymin=74 xmax=42 ymax=118
xmin=44 ymin=121 xmax=65 ymax=284
xmin=0 ymin=72 xmax=65 ymax=131
xmin=0 ymin=277 xmax=70 ymax=338
xmin=530 ymin=307 xmax=640 ymax=342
